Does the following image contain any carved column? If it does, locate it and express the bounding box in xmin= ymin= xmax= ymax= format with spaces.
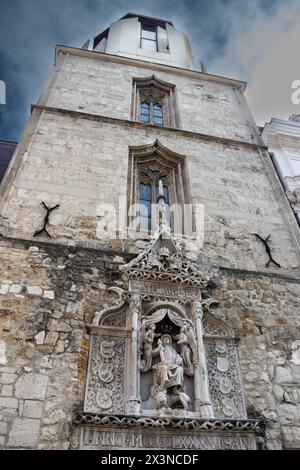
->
xmin=192 ymin=300 xmax=214 ymax=418
xmin=125 ymin=293 xmax=141 ymax=415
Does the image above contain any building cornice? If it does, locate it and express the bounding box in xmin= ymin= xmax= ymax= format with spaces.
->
xmin=263 ymin=119 xmax=300 ymax=139
xmin=31 ymin=104 xmax=267 ymax=151
xmin=55 ymin=45 xmax=247 ymax=93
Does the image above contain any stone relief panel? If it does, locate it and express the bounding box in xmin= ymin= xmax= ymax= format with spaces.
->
xmin=101 ymin=310 xmax=127 ymax=328
xmin=205 ymin=339 xmax=246 ymax=420
xmin=85 ymin=335 xmax=126 ymax=414
xmin=203 ymin=315 xmax=229 ymax=337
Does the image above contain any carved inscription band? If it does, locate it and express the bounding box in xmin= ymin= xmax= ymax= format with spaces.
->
xmin=129 ymin=280 xmax=202 ymax=300
xmin=81 ymin=427 xmax=257 ymax=450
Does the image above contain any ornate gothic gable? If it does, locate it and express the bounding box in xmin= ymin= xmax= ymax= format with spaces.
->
xmin=122 ymin=236 xmax=209 ymax=288
xmin=122 ymin=211 xmax=208 ymax=289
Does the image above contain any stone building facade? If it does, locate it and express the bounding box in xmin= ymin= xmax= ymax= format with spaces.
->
xmin=0 ymin=14 xmax=299 ymax=450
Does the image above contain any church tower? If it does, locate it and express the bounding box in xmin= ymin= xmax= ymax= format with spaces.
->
xmin=0 ymin=13 xmax=300 ymax=450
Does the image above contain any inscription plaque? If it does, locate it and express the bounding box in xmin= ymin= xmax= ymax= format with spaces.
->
xmin=81 ymin=427 xmax=256 ymax=450
xmin=129 ymin=280 xmax=201 ymax=301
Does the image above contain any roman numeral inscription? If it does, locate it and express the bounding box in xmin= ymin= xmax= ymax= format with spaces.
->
xmin=81 ymin=428 xmax=256 ymax=450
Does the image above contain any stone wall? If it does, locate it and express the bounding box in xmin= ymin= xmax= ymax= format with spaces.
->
xmin=1 ymin=109 xmax=299 ymax=274
xmin=0 ymin=238 xmax=299 ymax=449
xmin=208 ymin=268 xmax=300 ymax=450
xmin=0 ymin=239 xmax=121 ymax=449
xmin=45 ymin=51 xmax=256 ymax=143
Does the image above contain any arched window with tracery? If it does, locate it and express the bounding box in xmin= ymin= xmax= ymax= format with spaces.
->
xmin=127 ymin=140 xmax=193 ymax=236
xmin=132 ymin=75 xmax=179 ymax=128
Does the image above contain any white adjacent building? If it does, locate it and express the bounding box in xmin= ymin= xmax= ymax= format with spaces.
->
xmin=262 ymin=114 xmax=300 ymax=224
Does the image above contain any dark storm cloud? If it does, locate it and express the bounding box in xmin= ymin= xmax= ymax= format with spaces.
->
xmin=0 ymin=0 xmax=298 ymax=140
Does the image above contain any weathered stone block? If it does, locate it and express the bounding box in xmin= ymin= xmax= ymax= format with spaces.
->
xmin=15 ymin=374 xmax=48 ymax=400
xmin=0 ymin=284 xmax=9 ymax=295
xmin=23 ymin=400 xmax=44 ymax=419
xmin=27 ymin=286 xmax=43 ymax=296
xmin=0 ymin=397 xmax=18 ymax=408
xmin=9 ymin=284 xmax=22 ymax=294
xmin=44 ymin=332 xmax=59 ymax=346
xmin=0 ymin=373 xmax=17 ymax=385
xmin=0 ymin=421 xmax=8 ymax=434
xmin=34 ymin=331 xmax=45 ymax=345
xmin=8 ymin=418 xmax=40 ymax=448
xmin=43 ymin=290 xmax=55 ymax=300
xmin=274 ymin=366 xmax=293 ymax=384
xmin=278 ymin=404 xmax=300 ymax=424
xmin=65 ymin=302 xmax=78 ymax=314
xmin=47 ymin=319 xmax=72 ymax=332
xmin=1 ymin=385 xmax=13 ymax=396
xmin=282 ymin=426 xmax=300 ymax=449
xmin=0 ymin=341 xmax=7 ymax=366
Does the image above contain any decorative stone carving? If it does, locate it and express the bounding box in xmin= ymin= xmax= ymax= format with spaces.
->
xmin=175 ymin=322 xmax=196 ymax=376
xmin=130 ymin=280 xmax=202 ymax=303
xmin=122 ymin=245 xmax=209 ymax=287
xmin=205 ymin=339 xmax=246 ymax=419
xmin=152 ymin=334 xmax=190 ymax=412
xmin=122 ymin=199 xmax=209 ymax=287
xmin=74 ymin=412 xmax=261 ymax=433
xmin=102 ymin=310 xmax=127 ymax=328
xmin=139 ymin=323 xmax=158 ymax=373
xmin=203 ymin=315 xmax=232 ymax=337
xmin=85 ymin=335 xmax=125 ymax=414
xmin=139 ymin=308 xmax=196 ymax=413
xmin=93 ymin=287 xmax=126 ymax=327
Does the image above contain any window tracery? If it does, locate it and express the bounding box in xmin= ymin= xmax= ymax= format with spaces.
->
xmin=132 ymin=75 xmax=179 ymax=128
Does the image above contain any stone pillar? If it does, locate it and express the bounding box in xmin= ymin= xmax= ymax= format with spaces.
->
xmin=192 ymin=300 xmax=214 ymax=418
xmin=125 ymin=293 xmax=141 ymax=415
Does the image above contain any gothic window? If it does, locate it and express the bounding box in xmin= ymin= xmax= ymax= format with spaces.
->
xmin=141 ymin=24 xmax=157 ymax=51
xmin=140 ymin=101 xmax=150 ymax=124
xmin=127 ymin=140 xmax=193 ymax=237
xmin=132 ymin=75 xmax=180 ymax=128
xmin=139 ymin=182 xmax=151 ymax=230
xmin=139 ymin=173 xmax=170 ymax=231
xmin=139 ymin=99 xmax=164 ymax=126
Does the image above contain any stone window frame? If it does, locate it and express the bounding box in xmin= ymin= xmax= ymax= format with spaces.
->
xmin=127 ymin=139 xmax=194 ymax=237
xmin=131 ymin=75 xmax=180 ymax=129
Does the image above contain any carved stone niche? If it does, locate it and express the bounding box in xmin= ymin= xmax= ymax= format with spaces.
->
xmin=84 ymin=288 xmax=129 ymax=415
xmin=81 ymin=213 xmax=259 ymax=449
xmin=138 ymin=305 xmax=196 ymax=417
xmin=203 ymin=313 xmax=247 ymax=420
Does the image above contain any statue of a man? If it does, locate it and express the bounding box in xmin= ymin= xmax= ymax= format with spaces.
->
xmin=152 ymin=334 xmax=184 ymax=390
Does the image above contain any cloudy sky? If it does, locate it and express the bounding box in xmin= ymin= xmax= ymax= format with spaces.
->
xmin=0 ymin=0 xmax=299 ymax=141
